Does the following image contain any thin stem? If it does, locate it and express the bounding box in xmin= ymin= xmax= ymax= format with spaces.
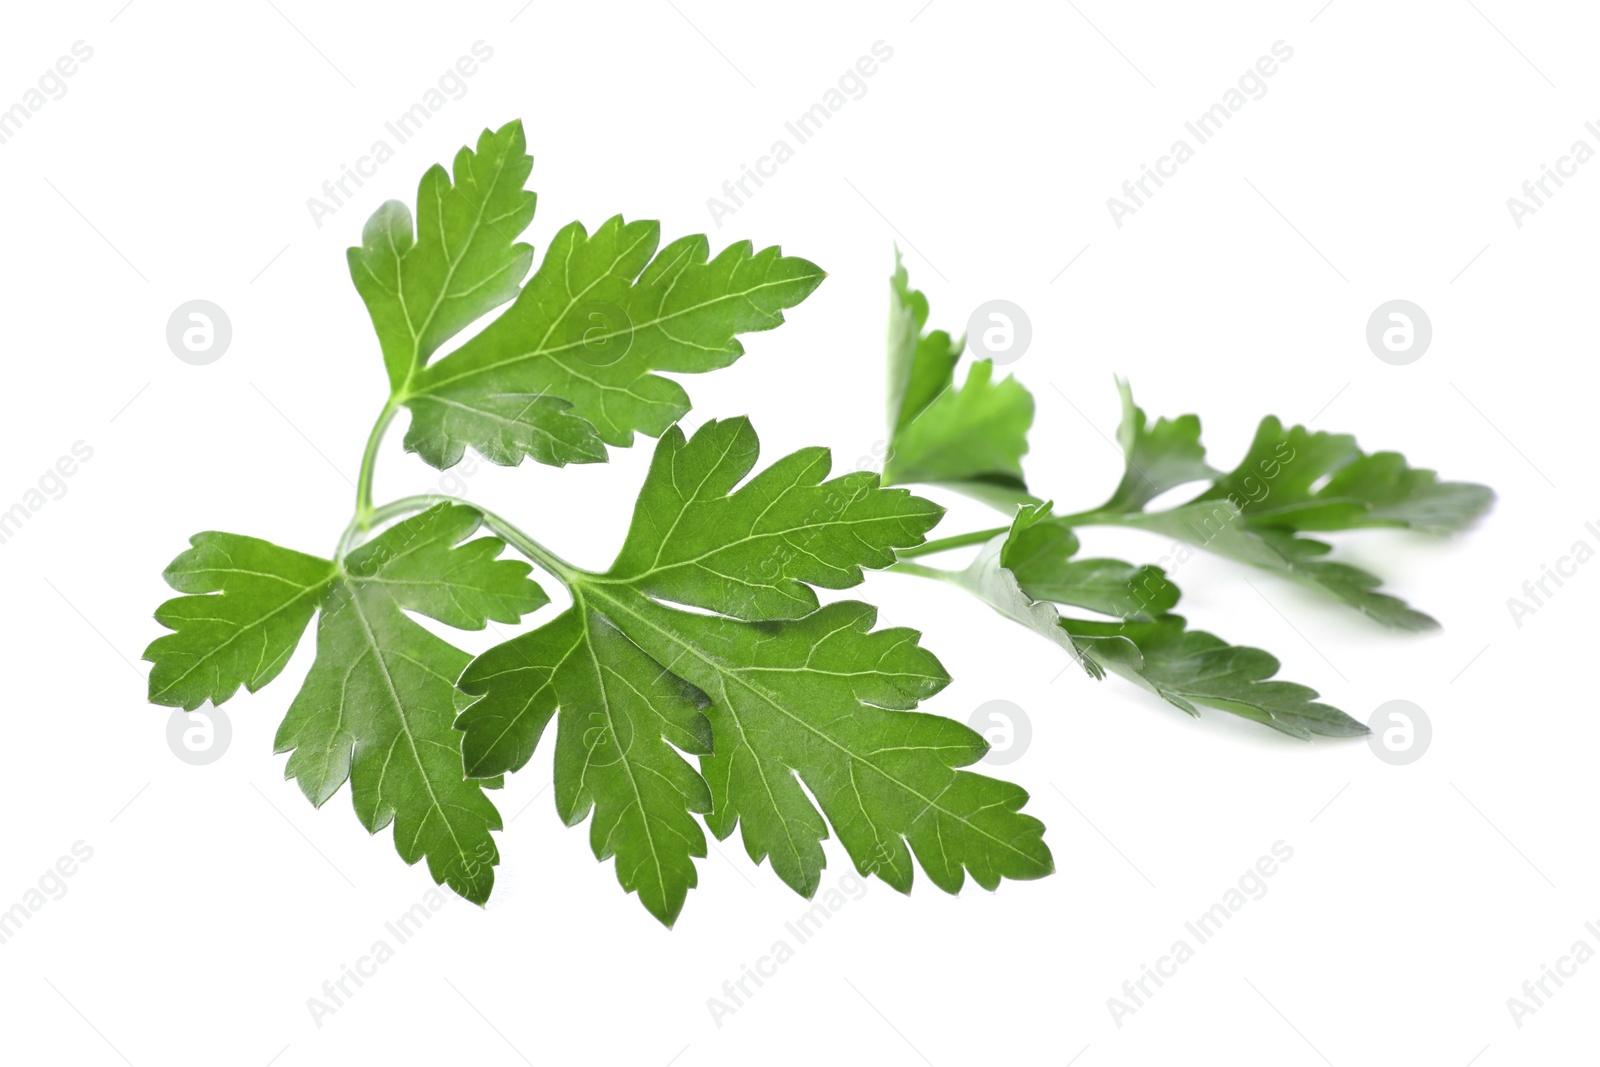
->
xmin=329 ymin=370 xmax=579 ymax=582
xmin=335 ymin=386 xmax=575 ymax=586
xmin=886 ymin=559 xmax=955 ymax=581
xmin=896 ymin=526 xmax=1008 ymax=559
xmin=470 ymin=504 xmax=580 ymax=584
xmin=897 ymin=506 xmax=1133 ymax=561
xmin=332 ymin=492 xmax=580 ymax=591
xmin=354 ymin=398 xmax=400 ymax=525
xmin=893 ymin=506 xmax=1131 ymax=568
xmin=1050 ymin=508 xmax=1121 ymax=528
xmin=334 ymin=493 xmax=436 ymax=561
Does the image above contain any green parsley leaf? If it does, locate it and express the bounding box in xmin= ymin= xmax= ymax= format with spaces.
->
xmin=341 ymin=502 xmax=549 ymax=628
xmin=407 ymin=221 xmax=824 ymax=466
xmin=945 ymin=507 xmax=1100 ymax=678
xmin=886 ymin=249 xmax=961 ymax=433
xmin=1061 ymin=615 xmax=1367 ymax=739
xmin=457 ymin=418 xmax=1052 ymax=924
xmin=881 ymin=254 xmax=1037 ymax=509
xmin=999 ymin=503 xmax=1176 ymax=621
xmin=607 ymin=417 xmax=944 ymax=620
xmin=453 ymin=605 xmax=714 ymax=925
xmin=952 ymin=504 xmax=1365 ymax=739
xmin=148 ymin=504 xmax=548 ymax=903
xmin=145 ymin=534 xmax=337 ymax=711
xmin=1192 ymin=412 xmax=1496 ymax=534
xmin=348 ymin=121 xmax=537 ymax=394
xmin=1103 ymin=385 xmax=1218 ymax=513
xmin=1093 ymin=380 xmax=1494 ymax=629
xmin=352 ymin=120 xmax=826 ymax=471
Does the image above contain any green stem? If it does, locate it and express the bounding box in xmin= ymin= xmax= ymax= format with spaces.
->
xmin=335 ymin=494 xmax=432 ymax=561
xmin=470 ymin=504 xmax=580 ymax=585
xmin=887 ymin=559 xmax=955 ymax=581
xmin=895 ymin=526 xmax=1008 ymax=559
xmin=354 ymin=398 xmax=400 ymax=525
xmin=333 ymin=387 xmax=580 ymax=587
xmin=893 ymin=508 xmax=1127 ymax=565
xmin=896 ymin=508 xmax=1132 ymax=575
xmin=332 ymin=492 xmax=580 ymax=589
xmin=1051 ymin=508 xmax=1121 ymax=528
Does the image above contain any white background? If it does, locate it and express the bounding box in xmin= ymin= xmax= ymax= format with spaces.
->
xmin=1 ymin=1 xmax=1593 ymax=1063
